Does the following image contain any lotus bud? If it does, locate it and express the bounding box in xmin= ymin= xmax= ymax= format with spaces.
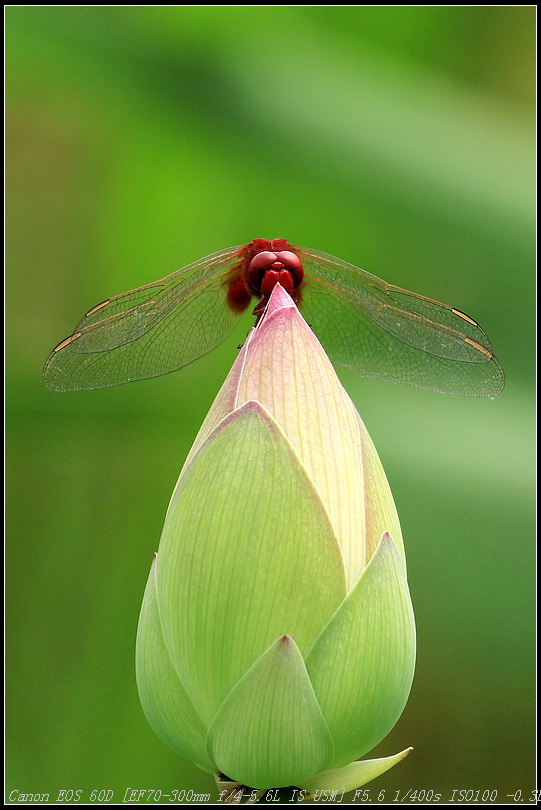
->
xmin=136 ymin=284 xmax=416 ymax=794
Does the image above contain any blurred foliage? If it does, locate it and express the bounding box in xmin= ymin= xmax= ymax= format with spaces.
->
xmin=6 ymin=6 xmax=535 ymax=804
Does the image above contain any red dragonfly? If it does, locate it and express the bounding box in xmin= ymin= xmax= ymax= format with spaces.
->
xmin=43 ymin=238 xmax=504 ymax=397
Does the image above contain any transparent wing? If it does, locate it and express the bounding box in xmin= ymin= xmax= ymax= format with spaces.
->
xmin=43 ymin=245 xmax=245 ymax=391
xmin=296 ymin=247 xmax=505 ymax=397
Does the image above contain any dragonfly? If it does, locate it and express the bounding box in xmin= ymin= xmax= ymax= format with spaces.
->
xmin=43 ymin=238 xmax=505 ymax=397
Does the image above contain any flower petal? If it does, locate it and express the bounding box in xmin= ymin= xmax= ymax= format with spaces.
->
xmin=135 ymin=555 xmax=215 ymax=772
xmin=298 ymin=747 xmax=413 ymax=795
xmin=207 ymin=635 xmax=334 ymax=789
xmin=306 ymin=533 xmax=415 ymax=768
xmin=238 ymin=287 xmax=369 ymax=586
xmin=238 ymin=284 xmax=404 ymax=588
xmin=157 ymin=400 xmax=346 ymax=723
xmin=354 ymin=409 xmax=405 ymax=566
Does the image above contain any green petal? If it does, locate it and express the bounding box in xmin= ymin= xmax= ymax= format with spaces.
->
xmin=157 ymin=401 xmax=346 ymax=724
xmin=207 ymin=635 xmax=334 ymax=789
xmin=306 ymin=533 xmax=415 ymax=768
xmin=298 ymin=747 xmax=413 ymax=795
xmin=135 ymin=555 xmax=215 ymax=772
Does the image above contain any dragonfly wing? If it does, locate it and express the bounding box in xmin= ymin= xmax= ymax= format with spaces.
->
xmin=297 ymin=248 xmax=505 ymax=397
xmin=43 ymin=246 xmax=246 ymax=391
xmin=361 ymin=283 xmax=495 ymax=362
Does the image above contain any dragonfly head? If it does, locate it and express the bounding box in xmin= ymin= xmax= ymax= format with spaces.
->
xmin=246 ymin=239 xmax=304 ymax=300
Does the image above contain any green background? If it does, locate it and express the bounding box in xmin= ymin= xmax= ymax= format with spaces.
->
xmin=6 ymin=6 xmax=535 ymax=804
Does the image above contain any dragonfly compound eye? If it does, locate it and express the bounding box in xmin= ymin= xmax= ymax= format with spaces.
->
xmin=248 ymin=251 xmax=278 ymax=272
xmin=246 ymin=251 xmax=279 ymax=292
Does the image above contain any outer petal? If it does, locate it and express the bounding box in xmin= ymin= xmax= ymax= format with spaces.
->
xmin=298 ymin=747 xmax=413 ymax=796
xmin=207 ymin=635 xmax=334 ymax=789
xmin=157 ymin=401 xmax=346 ymax=724
xmin=135 ymin=555 xmax=215 ymax=773
xmin=306 ymin=533 xmax=415 ymax=768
